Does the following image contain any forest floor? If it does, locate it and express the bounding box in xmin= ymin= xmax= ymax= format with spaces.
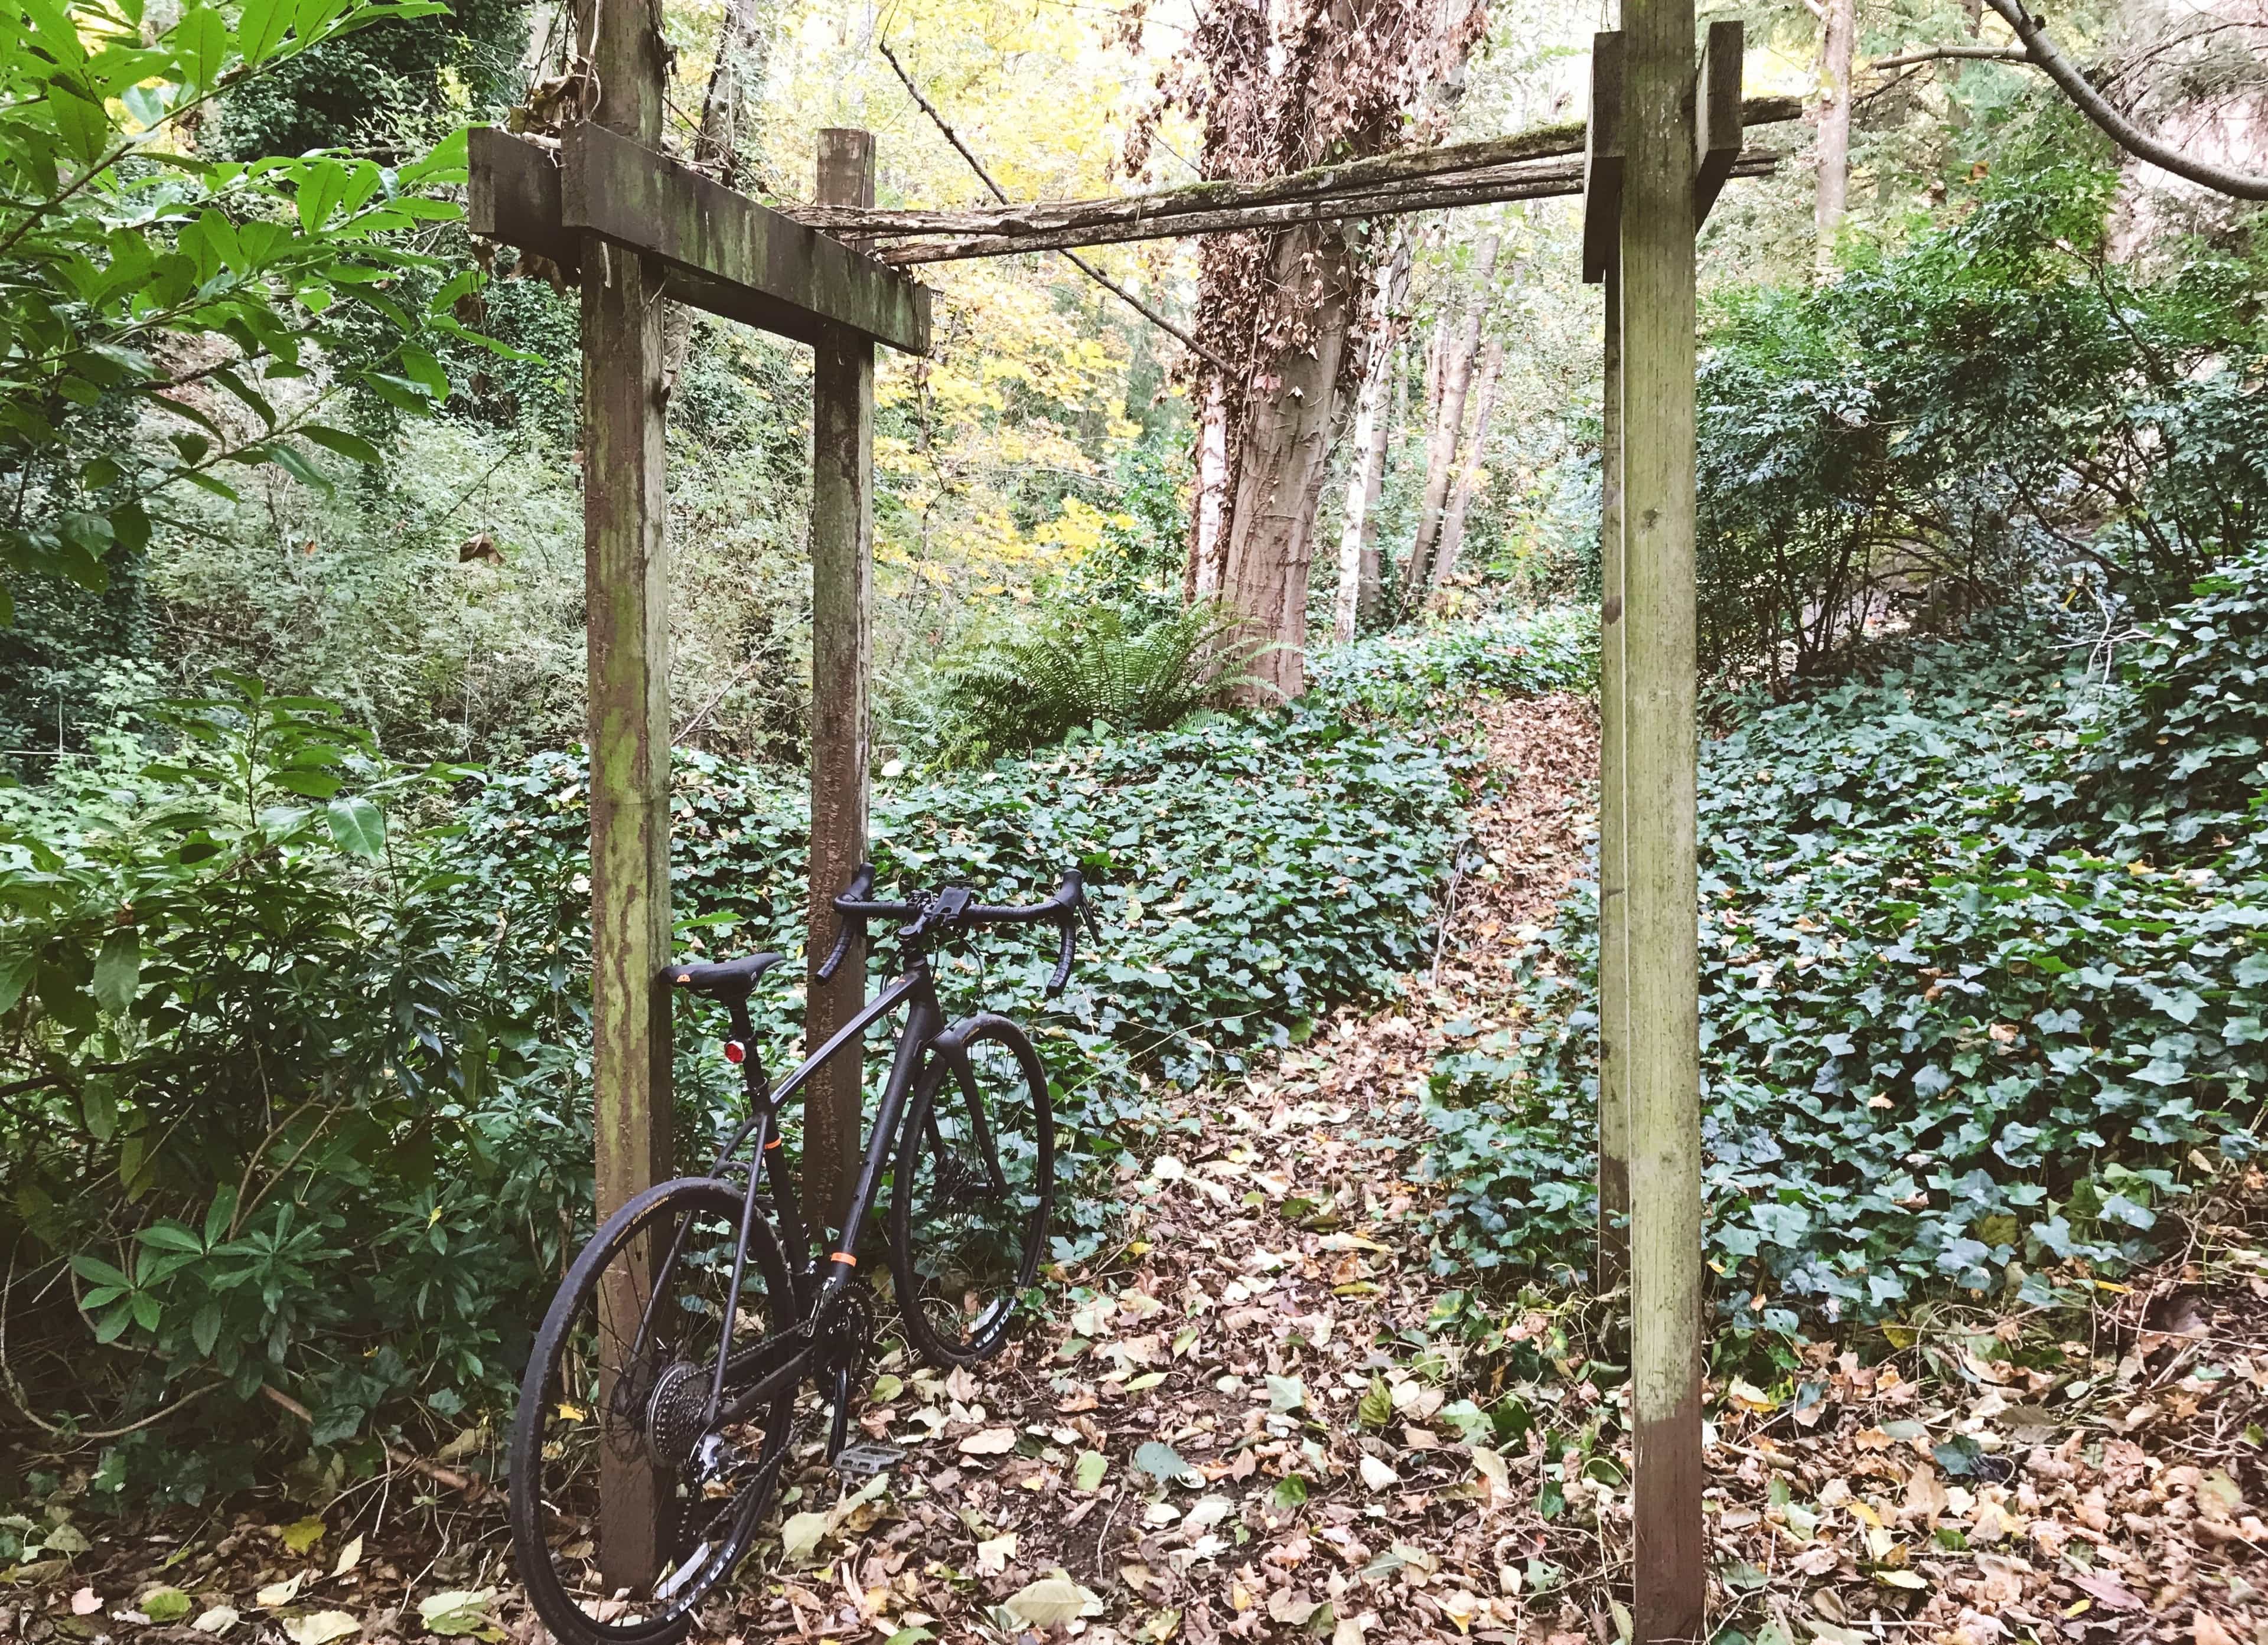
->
xmin=15 ymin=691 xmax=2268 ymax=1645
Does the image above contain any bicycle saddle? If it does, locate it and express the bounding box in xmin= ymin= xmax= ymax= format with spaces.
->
xmin=664 ymin=951 xmax=786 ymax=999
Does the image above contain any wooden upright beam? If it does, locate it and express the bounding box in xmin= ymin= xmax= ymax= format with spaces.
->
xmin=1621 ymin=1 xmax=1706 ymax=1639
xmin=1597 ymin=241 xmax=1629 ymax=1298
xmin=1582 ymin=34 xmax=1625 ymax=287
xmin=468 ymin=125 xmax=933 ymax=355
xmin=1693 ymin=21 xmax=1746 ymax=220
xmin=576 ymin=0 xmax=672 ymax=1594
xmin=803 ymin=129 xmax=879 ymax=1237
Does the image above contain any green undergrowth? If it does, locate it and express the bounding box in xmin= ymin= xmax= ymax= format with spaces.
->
xmin=1302 ymin=606 xmax=1597 ymax=723
xmin=0 ymin=613 xmax=1587 ymax=1500
xmin=1426 ymin=557 xmax=2268 ymax=1336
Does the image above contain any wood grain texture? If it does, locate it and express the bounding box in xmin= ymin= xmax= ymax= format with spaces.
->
xmin=1621 ymin=1 xmax=1706 ymax=1639
xmin=803 ymin=130 xmax=878 ymax=1236
xmin=576 ymin=0 xmax=672 ymax=1590
xmin=1597 ymin=244 xmax=1630 ymax=1302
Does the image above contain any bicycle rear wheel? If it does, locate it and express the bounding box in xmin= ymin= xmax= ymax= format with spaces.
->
xmin=888 ymin=1015 xmax=1055 ymax=1366
xmin=510 ymin=1177 xmax=800 ymax=1645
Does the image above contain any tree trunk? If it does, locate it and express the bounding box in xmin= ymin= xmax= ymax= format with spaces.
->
xmin=1816 ymin=0 xmax=1855 ymax=271
xmin=1332 ymin=238 xmax=1410 ymax=639
xmin=1405 ymin=233 xmax=1499 ymax=598
xmin=1431 ymin=330 xmax=1505 ymax=589
xmin=1220 ymin=225 xmax=1358 ymax=700
xmin=1191 ymin=383 xmax=1231 ymax=600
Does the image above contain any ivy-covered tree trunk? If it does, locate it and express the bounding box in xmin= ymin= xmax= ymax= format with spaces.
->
xmin=1220 ymin=226 xmax=1358 ymax=698
xmin=1131 ymin=0 xmax=1484 ymax=692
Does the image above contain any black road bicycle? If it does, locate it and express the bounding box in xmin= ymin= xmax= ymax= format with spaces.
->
xmin=509 ymin=865 xmax=1094 ymax=1645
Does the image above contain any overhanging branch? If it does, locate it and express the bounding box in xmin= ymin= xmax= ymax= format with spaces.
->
xmin=1982 ymin=0 xmax=2268 ymax=201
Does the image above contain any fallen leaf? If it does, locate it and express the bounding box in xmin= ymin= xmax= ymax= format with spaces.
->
xmin=977 ymin=1532 xmax=1018 ymax=1575
xmin=279 ymin=1516 xmax=327 ymax=1555
xmin=1184 ymin=1496 xmax=1234 ymax=1534
xmin=1267 ymin=1590 xmax=1320 ymax=1626
xmin=2195 ymin=1613 xmax=2240 ymax=1645
xmin=284 ymin=1610 xmax=362 ymax=1645
xmin=1075 ymin=1450 xmax=1109 ymax=1490
xmin=1359 ymin=1455 xmax=1397 ymax=1491
xmin=1135 ymin=1440 xmax=1189 ymax=1483
xmin=418 ymin=1588 xmax=500 ymax=1636
xmin=1003 ymin=1575 xmax=1100 ymax=1628
xmin=142 ymin=1588 xmax=194 ymax=1623
xmin=332 ymin=1535 xmax=364 ymax=1578
xmin=959 ymin=1426 xmax=1017 ymax=1456
xmin=780 ymin=1510 xmax=829 ymax=1564
xmin=2066 ymin=1571 xmax=2144 ymax=1612
xmin=1471 ymin=1447 xmax=1509 ymax=1491
xmin=256 ymin=1573 xmax=308 ymax=1608
xmin=71 ymin=1588 xmax=103 ymax=1617
xmin=191 ymin=1605 xmax=241 ymax=1634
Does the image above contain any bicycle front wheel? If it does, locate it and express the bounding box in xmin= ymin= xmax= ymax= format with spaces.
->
xmin=510 ymin=1177 xmax=799 ymax=1645
xmin=889 ymin=1014 xmax=1056 ymax=1366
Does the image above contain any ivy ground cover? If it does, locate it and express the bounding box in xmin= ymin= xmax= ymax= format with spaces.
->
xmin=1428 ymin=580 xmax=2268 ymax=1333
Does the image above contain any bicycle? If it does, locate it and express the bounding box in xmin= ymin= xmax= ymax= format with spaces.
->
xmin=509 ymin=864 xmax=1096 ymax=1645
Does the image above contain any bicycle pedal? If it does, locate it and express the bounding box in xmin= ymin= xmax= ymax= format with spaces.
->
xmin=833 ymin=1443 xmax=905 ymax=1479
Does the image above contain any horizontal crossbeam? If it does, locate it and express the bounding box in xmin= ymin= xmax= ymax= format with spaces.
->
xmin=865 ymin=148 xmax=1778 ymax=264
xmin=468 ymin=125 xmax=932 ymax=355
xmin=785 ymin=93 xmax=1799 ymax=251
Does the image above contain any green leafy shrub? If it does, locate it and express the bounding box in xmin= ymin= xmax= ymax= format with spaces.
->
xmin=1301 ymin=607 xmax=1597 ymax=723
xmin=935 ymin=600 xmax=1262 ymax=761
xmin=0 ymin=682 xmax=581 ymax=1496
xmin=1428 ymin=594 xmax=2266 ymax=1332
xmin=1697 ymin=164 xmax=2268 ymax=683
xmin=2088 ymin=541 xmax=2268 ymax=859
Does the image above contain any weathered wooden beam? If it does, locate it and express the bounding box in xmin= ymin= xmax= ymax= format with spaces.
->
xmin=1694 ymin=20 xmax=1746 ymax=221
xmin=789 ymin=95 xmax=1801 ymax=241
xmin=576 ymin=0 xmax=672 ymax=1594
xmin=1623 ymin=0 xmax=1706 ymax=1639
xmin=1597 ymin=239 xmax=1630 ymax=1300
xmin=872 ymin=151 xmax=1776 ymax=264
xmin=467 ymin=125 xmax=933 ymax=355
xmin=803 ymin=129 xmax=878 ymax=1236
xmin=1582 ymin=33 xmax=1625 ymax=286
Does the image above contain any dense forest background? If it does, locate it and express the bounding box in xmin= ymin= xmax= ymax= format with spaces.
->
xmin=1 ymin=0 xmax=2265 ymax=1523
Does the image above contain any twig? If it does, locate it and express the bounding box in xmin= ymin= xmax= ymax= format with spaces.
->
xmin=875 ymin=41 xmax=1231 ymax=374
xmin=1868 ymin=43 xmax=2031 ymax=71
xmin=260 ymin=1383 xmax=494 ymax=1500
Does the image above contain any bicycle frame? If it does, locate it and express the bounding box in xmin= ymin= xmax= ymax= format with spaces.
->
xmin=645 ymin=948 xmax=963 ymax=1441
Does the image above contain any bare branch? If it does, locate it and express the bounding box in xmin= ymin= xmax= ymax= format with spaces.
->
xmin=1982 ymin=0 xmax=2268 ymax=201
xmin=1868 ymin=43 xmax=2031 ymax=71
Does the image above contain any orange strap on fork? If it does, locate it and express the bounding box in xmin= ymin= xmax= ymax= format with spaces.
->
xmin=830 ymin=1251 xmax=858 ymax=1267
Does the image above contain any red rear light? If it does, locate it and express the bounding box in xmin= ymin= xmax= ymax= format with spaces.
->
xmin=724 ymin=1041 xmax=747 ymax=1063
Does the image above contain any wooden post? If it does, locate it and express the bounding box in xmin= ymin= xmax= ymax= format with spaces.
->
xmin=1597 ymin=246 xmax=1629 ymax=1297
xmin=804 ymin=128 xmax=878 ymax=1236
xmin=1621 ymin=0 xmax=1704 ymax=1639
xmin=577 ymin=0 xmax=672 ymax=1592
xmin=1586 ymin=29 xmax=1631 ymax=1301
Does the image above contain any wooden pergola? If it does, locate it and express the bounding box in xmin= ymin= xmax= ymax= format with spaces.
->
xmin=467 ymin=0 xmax=1718 ymax=1633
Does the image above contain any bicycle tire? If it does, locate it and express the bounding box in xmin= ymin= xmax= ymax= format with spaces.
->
xmin=510 ymin=1177 xmax=800 ymax=1645
xmin=888 ymin=1014 xmax=1055 ymax=1367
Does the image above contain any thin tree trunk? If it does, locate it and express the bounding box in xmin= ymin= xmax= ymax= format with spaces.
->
xmin=1220 ymin=226 xmax=1358 ymax=701
xmin=1355 ymin=343 xmax=1395 ymax=627
xmin=1406 ymin=233 xmax=1499 ymax=598
xmin=1816 ymin=0 xmax=1855 ymax=271
xmin=1333 ymin=239 xmax=1410 ymax=639
xmin=1432 ymin=330 xmax=1504 ymax=589
xmin=1191 ymin=383 xmax=1231 ymax=599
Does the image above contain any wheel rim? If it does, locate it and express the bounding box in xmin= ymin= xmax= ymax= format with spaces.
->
xmin=519 ymin=1186 xmax=796 ymax=1638
xmin=901 ymin=1034 xmax=1051 ymax=1356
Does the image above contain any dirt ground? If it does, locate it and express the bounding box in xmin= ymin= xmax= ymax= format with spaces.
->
xmin=12 ymin=691 xmax=2268 ymax=1645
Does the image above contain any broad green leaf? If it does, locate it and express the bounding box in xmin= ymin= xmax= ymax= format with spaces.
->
xmin=327 ymin=796 xmax=384 ymax=859
xmin=234 ymin=0 xmax=293 ymax=64
xmin=93 ymin=929 xmax=141 ymax=1014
